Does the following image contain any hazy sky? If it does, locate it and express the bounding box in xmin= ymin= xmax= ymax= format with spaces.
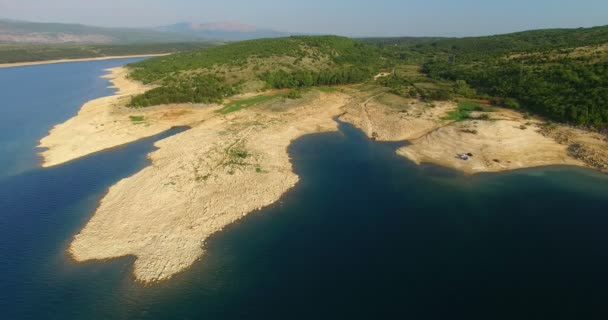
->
xmin=1 ymin=0 xmax=607 ymax=37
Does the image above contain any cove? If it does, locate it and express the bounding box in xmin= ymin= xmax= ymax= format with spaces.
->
xmin=59 ymin=120 xmax=607 ymax=320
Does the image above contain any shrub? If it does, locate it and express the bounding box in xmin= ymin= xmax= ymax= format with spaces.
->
xmin=504 ymin=98 xmax=521 ymax=109
xmin=454 ymin=80 xmax=477 ymax=98
xmin=285 ymin=89 xmax=302 ymax=99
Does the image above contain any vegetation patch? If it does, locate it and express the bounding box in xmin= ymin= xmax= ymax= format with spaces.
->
xmin=226 ymin=144 xmax=252 ymax=168
xmin=129 ymin=74 xmax=239 ymax=108
xmin=317 ymin=86 xmax=340 ymax=93
xmin=376 ymin=72 xmax=453 ymax=101
xmin=217 ymin=95 xmax=277 ymax=114
xmin=255 ymin=167 xmax=267 ymax=174
xmin=285 ymin=89 xmax=302 ymax=99
xmin=262 ymin=67 xmax=373 ymax=89
xmin=443 ymin=101 xmax=485 ymax=122
xmin=129 ymin=115 xmax=145 ymax=124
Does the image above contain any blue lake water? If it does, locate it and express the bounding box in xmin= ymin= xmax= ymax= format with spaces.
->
xmin=1 ymin=60 xmax=608 ymax=319
xmin=0 ymin=58 xmax=145 ymax=176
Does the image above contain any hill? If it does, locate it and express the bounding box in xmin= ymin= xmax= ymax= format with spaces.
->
xmin=365 ymin=25 xmax=608 ymax=56
xmin=366 ymin=25 xmax=608 ymax=127
xmin=0 ymin=19 xmax=300 ymax=44
xmin=126 ymin=36 xmax=381 ymax=107
xmin=0 ymin=19 xmax=221 ymax=64
xmin=0 ymin=19 xmax=207 ymax=44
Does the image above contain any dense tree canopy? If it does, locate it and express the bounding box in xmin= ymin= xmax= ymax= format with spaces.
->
xmin=366 ymin=25 xmax=608 ymax=127
xmin=129 ymin=74 xmax=239 ymax=108
xmin=421 ymin=49 xmax=608 ymax=127
xmin=126 ymin=36 xmax=383 ymax=107
xmin=262 ymin=67 xmax=373 ymax=89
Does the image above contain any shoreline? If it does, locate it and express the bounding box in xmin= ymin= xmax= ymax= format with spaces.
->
xmin=37 ymin=66 xmax=216 ymax=168
xmin=37 ymin=66 xmax=172 ymax=167
xmin=0 ymin=53 xmax=169 ymax=69
xmin=38 ymin=69 xmax=607 ymax=283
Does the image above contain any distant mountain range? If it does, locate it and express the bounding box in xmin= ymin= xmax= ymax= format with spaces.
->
xmin=0 ymin=19 xmax=297 ymax=44
xmin=156 ymin=22 xmax=293 ymax=41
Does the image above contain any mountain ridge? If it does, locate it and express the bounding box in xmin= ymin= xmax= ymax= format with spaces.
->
xmin=0 ymin=19 xmax=299 ymax=43
xmin=156 ymin=22 xmax=295 ymax=41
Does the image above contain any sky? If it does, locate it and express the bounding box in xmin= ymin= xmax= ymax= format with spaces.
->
xmin=1 ymin=0 xmax=607 ymax=37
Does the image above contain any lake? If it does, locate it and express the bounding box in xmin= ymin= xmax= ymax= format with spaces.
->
xmin=1 ymin=59 xmax=608 ymax=320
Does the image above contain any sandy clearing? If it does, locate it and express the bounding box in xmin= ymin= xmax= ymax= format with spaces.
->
xmin=398 ymin=119 xmax=583 ymax=174
xmin=340 ymin=93 xmax=590 ymax=174
xmin=0 ymin=54 xmax=169 ymax=69
xmin=373 ymin=72 xmax=392 ymax=80
xmin=341 ymin=94 xmax=454 ymax=141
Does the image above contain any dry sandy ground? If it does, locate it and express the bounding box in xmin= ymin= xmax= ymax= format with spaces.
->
xmin=398 ymin=119 xmax=583 ymax=174
xmin=0 ymin=54 xmax=169 ymax=69
xmin=340 ymin=93 xmax=592 ymax=174
xmin=69 ymin=93 xmax=348 ymax=282
xmin=38 ymin=67 xmax=212 ymax=167
xmin=40 ymin=67 xmax=350 ymax=282
xmin=341 ymin=93 xmax=454 ymax=141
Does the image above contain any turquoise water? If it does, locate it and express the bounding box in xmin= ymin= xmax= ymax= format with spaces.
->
xmin=1 ymin=60 xmax=608 ymax=319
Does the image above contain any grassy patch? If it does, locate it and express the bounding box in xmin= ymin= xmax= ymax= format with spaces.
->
xmin=229 ymin=148 xmax=249 ymax=159
xmin=458 ymin=101 xmax=485 ymax=112
xmin=443 ymin=109 xmax=472 ymax=122
xmin=217 ymin=95 xmax=277 ymax=114
xmin=443 ymin=101 xmax=485 ymax=121
xmin=129 ymin=115 xmax=145 ymax=124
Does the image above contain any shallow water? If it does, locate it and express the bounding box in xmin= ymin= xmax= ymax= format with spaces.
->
xmin=1 ymin=61 xmax=608 ymax=319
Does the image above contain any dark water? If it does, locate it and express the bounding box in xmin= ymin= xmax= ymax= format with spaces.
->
xmin=1 ymin=62 xmax=608 ymax=320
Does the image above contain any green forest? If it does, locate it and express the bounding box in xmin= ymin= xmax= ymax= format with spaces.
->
xmin=128 ymin=74 xmax=239 ymax=107
xmin=127 ymin=36 xmax=383 ymax=107
xmin=422 ymin=58 xmax=608 ymax=126
xmin=261 ymin=67 xmax=373 ymax=88
xmin=129 ymin=36 xmax=380 ymax=83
